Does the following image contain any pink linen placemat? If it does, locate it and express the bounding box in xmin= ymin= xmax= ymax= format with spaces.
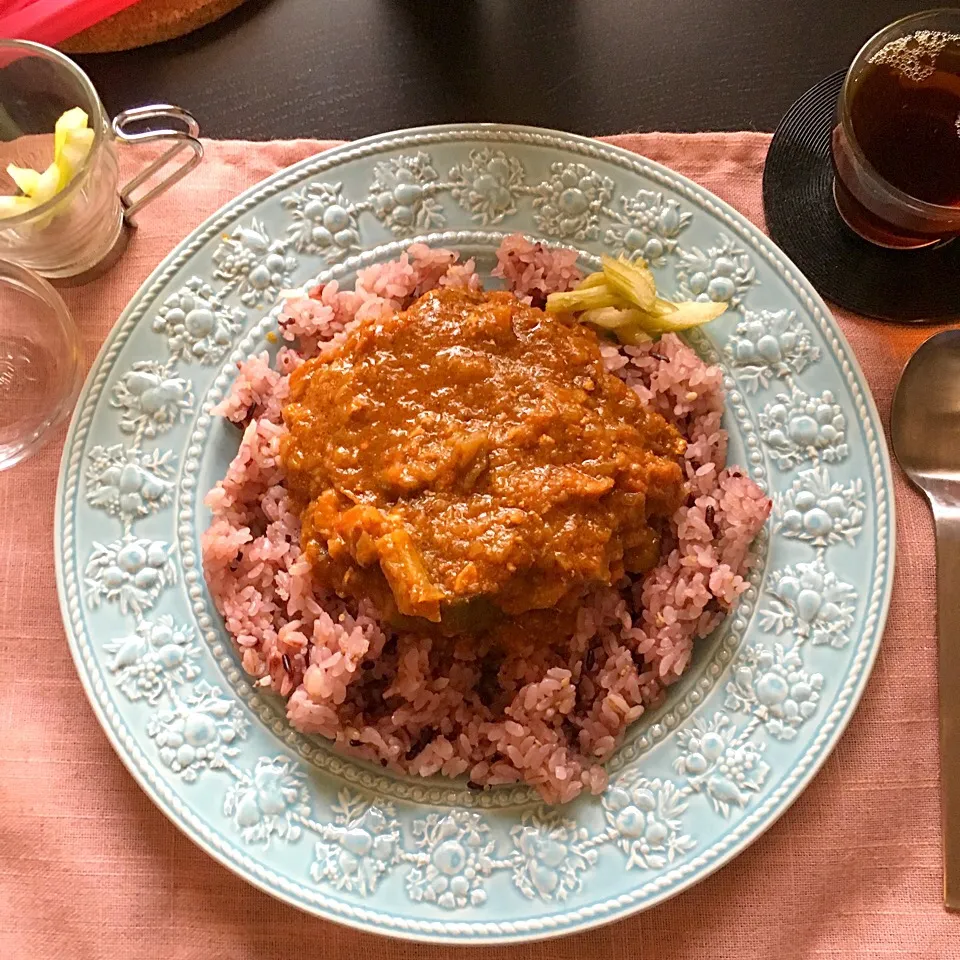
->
xmin=0 ymin=134 xmax=949 ymax=959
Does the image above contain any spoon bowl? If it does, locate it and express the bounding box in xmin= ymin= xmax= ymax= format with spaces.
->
xmin=892 ymin=330 xmax=960 ymax=492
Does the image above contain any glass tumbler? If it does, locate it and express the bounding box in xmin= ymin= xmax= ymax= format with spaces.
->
xmin=831 ymin=9 xmax=960 ymax=248
xmin=0 ymin=259 xmax=81 ymax=470
xmin=0 ymin=40 xmax=202 ymax=282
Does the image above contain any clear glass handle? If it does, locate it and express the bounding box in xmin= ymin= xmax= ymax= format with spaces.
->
xmin=112 ymin=104 xmax=203 ymax=225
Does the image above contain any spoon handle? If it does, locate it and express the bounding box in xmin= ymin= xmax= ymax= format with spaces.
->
xmin=935 ymin=506 xmax=960 ymax=910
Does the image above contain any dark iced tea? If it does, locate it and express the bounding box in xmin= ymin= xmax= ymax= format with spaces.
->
xmin=832 ymin=18 xmax=960 ymax=248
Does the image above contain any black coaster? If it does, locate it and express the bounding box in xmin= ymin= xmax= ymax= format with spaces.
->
xmin=762 ymin=70 xmax=960 ymax=324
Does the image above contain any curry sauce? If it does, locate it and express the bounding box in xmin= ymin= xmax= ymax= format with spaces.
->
xmin=281 ymin=288 xmax=686 ymax=628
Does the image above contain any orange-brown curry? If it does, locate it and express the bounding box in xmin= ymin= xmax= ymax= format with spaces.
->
xmin=282 ymin=288 xmax=686 ymax=630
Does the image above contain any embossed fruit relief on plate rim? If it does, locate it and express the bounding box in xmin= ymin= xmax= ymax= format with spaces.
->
xmin=55 ymin=125 xmax=893 ymax=943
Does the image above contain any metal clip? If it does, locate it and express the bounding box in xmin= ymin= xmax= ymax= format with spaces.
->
xmin=113 ymin=105 xmax=203 ymax=226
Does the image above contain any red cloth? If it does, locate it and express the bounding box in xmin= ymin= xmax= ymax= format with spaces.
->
xmin=0 ymin=134 xmax=949 ymax=959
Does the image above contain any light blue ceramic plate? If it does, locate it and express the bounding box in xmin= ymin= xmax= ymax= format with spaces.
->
xmin=55 ymin=125 xmax=894 ymax=943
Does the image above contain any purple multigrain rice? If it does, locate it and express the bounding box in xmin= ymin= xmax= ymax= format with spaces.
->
xmin=201 ymin=235 xmax=771 ymax=804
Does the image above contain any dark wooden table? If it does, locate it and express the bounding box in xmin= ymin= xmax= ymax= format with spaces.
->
xmin=77 ymin=0 xmax=950 ymax=140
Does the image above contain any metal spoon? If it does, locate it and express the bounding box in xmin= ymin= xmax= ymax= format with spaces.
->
xmin=891 ymin=330 xmax=960 ymax=911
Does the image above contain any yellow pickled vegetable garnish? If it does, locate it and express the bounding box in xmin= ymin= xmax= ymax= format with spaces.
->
xmin=612 ymin=321 xmax=653 ymax=346
xmin=600 ymin=254 xmax=656 ymax=311
xmin=15 ymin=163 xmax=62 ymax=210
xmin=6 ymin=164 xmax=42 ymax=195
xmin=579 ymin=306 xmax=648 ymax=330
xmin=640 ymin=298 xmax=728 ymax=333
xmin=547 ymin=256 xmax=727 ymax=345
xmin=0 ymin=108 xmax=94 ymax=219
xmin=56 ymin=126 xmax=95 ymax=189
xmin=575 ymin=272 xmax=608 ymax=290
xmin=0 ymin=195 xmax=35 ymax=218
xmin=54 ymin=107 xmax=88 ymax=159
xmin=544 ymin=283 xmax=629 ymax=314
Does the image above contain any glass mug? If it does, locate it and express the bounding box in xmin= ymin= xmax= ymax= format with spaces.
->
xmin=0 ymin=40 xmax=202 ymax=282
xmin=831 ymin=8 xmax=960 ymax=249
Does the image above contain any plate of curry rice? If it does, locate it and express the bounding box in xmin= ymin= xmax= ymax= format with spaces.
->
xmin=56 ymin=125 xmax=893 ymax=942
